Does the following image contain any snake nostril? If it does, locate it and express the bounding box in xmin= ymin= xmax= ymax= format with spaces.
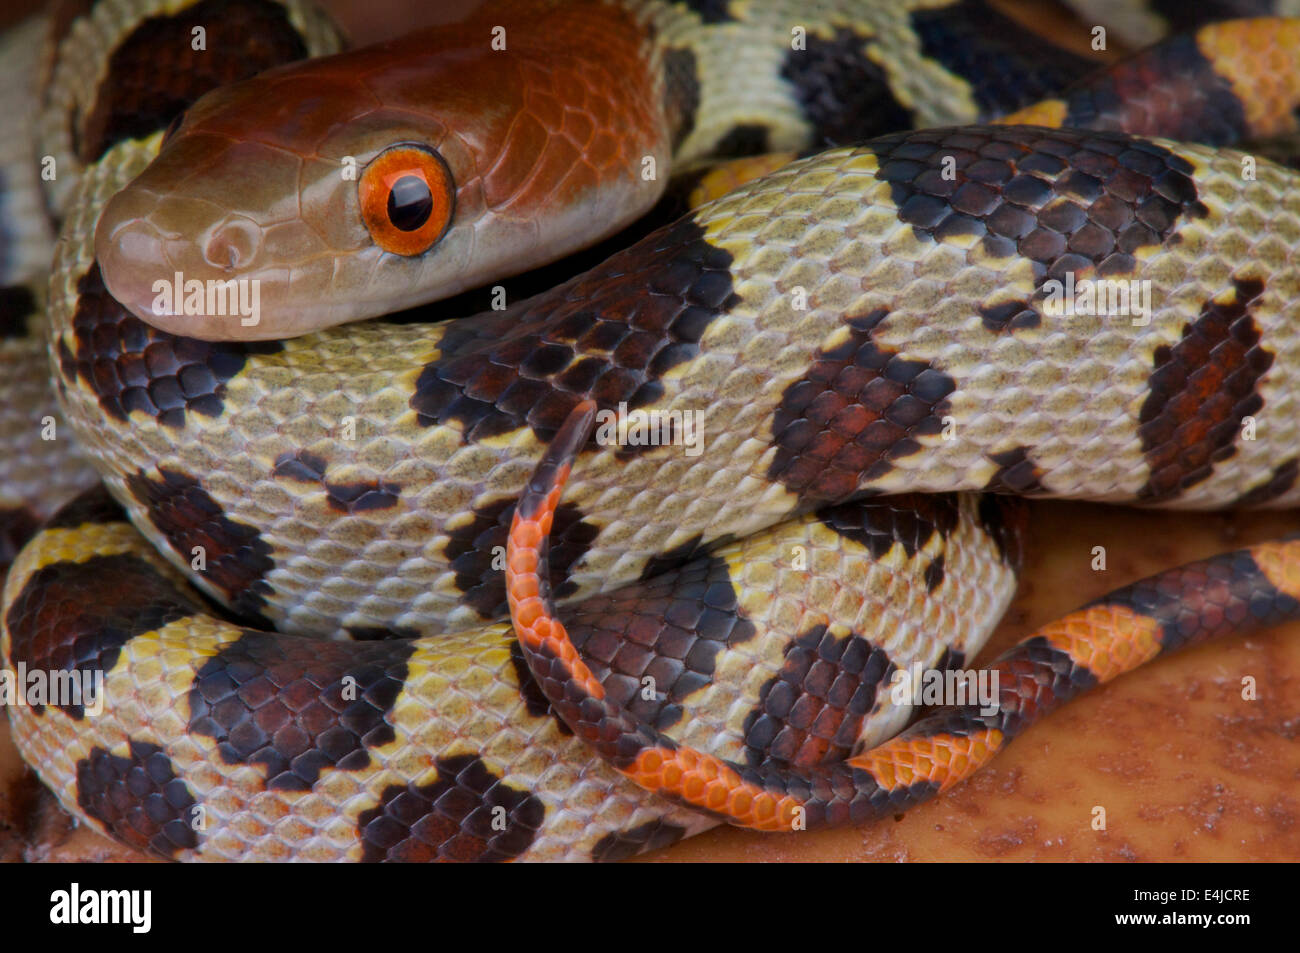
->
xmin=203 ymin=219 xmax=261 ymax=271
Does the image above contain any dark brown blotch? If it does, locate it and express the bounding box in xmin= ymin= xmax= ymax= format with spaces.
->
xmin=42 ymin=484 xmax=126 ymax=531
xmin=708 ymin=124 xmax=771 ymax=158
xmin=915 ymin=636 xmax=1094 ymax=742
xmin=1089 ymin=549 xmax=1300 ymax=654
xmin=187 ymin=630 xmax=414 ymax=792
xmin=0 ymin=284 xmax=36 ymax=340
xmin=984 ymin=446 xmax=1046 ymax=494
xmin=975 ymin=495 xmax=1027 ymax=569
xmin=769 ymin=308 xmax=956 ymax=502
xmin=410 ymin=216 xmax=739 ymax=452
xmin=125 ymin=467 xmax=274 ymax=624
xmin=444 ymin=497 xmax=599 ymax=619
xmin=817 ymin=494 xmax=960 ymax=561
xmin=507 ymin=641 xmax=572 ymax=736
xmin=680 ymin=0 xmax=737 ymax=24
xmin=1136 ymin=277 xmax=1272 ymax=502
xmin=741 ymin=624 xmax=893 ymax=768
xmin=923 ymin=554 xmax=946 ymax=592
xmin=357 ymin=754 xmax=545 ymax=862
xmin=934 ymin=646 xmax=966 ymax=673
xmin=662 ymin=46 xmax=700 ymax=154
xmin=60 ymin=262 xmax=282 ymax=429
xmin=75 ymin=740 xmax=200 ymax=858
xmin=563 ymin=550 xmax=758 ymax=731
xmin=909 ymin=0 xmax=1092 ymax=117
xmin=0 ymin=505 xmax=40 ymax=577
xmin=272 ymin=451 xmax=401 ymax=514
xmin=320 ymin=478 xmax=398 ymax=514
xmin=79 ymin=0 xmax=311 ymax=162
xmin=592 ymin=819 xmax=689 ymax=862
xmin=1057 ymin=33 xmax=1249 ymax=146
xmin=1233 ymin=458 xmax=1299 ymax=508
xmin=780 ymin=27 xmax=914 ymax=149
xmin=979 ymin=299 xmax=1039 ymax=334
xmin=870 ymin=125 xmax=1209 ymax=292
xmin=272 ymin=450 xmax=327 ymax=482
xmin=345 ymin=625 xmax=419 ymax=642
xmin=5 ymin=552 xmax=202 ymax=719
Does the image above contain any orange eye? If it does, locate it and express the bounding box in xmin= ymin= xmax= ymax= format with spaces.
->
xmin=358 ymin=144 xmax=455 ymax=256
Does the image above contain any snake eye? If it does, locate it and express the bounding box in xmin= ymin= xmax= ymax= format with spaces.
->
xmin=358 ymin=144 xmax=454 ymax=256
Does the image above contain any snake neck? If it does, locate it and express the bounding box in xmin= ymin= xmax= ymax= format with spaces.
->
xmin=626 ymin=0 xmax=1097 ymax=171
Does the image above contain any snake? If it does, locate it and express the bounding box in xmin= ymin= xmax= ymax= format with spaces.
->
xmin=3 ymin=0 xmax=1300 ymax=861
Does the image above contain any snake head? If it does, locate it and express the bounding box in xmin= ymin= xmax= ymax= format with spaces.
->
xmin=94 ymin=14 xmax=669 ymax=342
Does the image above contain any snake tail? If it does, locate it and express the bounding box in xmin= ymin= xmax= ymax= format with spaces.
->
xmin=508 ymin=403 xmax=1300 ymax=831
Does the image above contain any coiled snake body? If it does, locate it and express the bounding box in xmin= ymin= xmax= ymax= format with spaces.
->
xmin=3 ymin=0 xmax=1300 ymax=860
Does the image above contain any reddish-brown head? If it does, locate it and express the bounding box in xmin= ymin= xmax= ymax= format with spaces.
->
xmin=95 ymin=4 xmax=669 ymax=340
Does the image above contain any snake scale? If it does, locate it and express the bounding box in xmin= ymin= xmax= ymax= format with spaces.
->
xmin=3 ymin=0 xmax=1300 ymax=861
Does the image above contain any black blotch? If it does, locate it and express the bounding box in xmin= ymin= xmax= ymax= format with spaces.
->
xmin=709 ymin=124 xmax=770 ymax=158
xmin=1234 ymin=458 xmax=1299 ymax=507
xmin=680 ymin=0 xmax=736 ymax=24
xmin=187 ymin=630 xmax=414 ymax=792
xmin=409 ymin=216 xmax=739 ymax=451
xmin=272 ymin=451 xmax=400 ymax=514
xmin=124 ymin=467 xmax=274 ymax=624
xmin=5 ymin=552 xmax=202 ymax=719
xmin=638 ymin=534 xmax=706 ymax=581
xmin=357 ymin=754 xmax=545 ymax=862
xmin=924 ymin=554 xmax=946 ymax=592
xmin=817 ymin=494 xmax=961 ymax=560
xmin=780 ymin=27 xmax=914 ymax=148
xmin=564 ymin=550 xmax=758 ymax=731
xmin=741 ymin=624 xmax=893 ymax=768
xmin=917 ymin=637 xmax=1096 ymax=740
xmin=984 ymin=446 xmax=1046 ymax=494
xmin=81 ymin=0 xmax=310 ymax=161
xmin=75 ymin=740 xmax=200 ymax=858
xmin=869 ymin=125 xmax=1210 ymax=291
xmin=910 ymin=0 xmax=1092 ymax=117
xmin=508 ymin=641 xmax=572 ymax=735
xmin=42 ymin=484 xmax=125 ymax=531
xmin=0 ymin=284 xmax=36 ymax=339
xmin=592 ymin=820 xmax=689 ymax=862
xmin=663 ymin=46 xmax=700 ymax=154
xmin=325 ymin=482 xmax=400 ymax=514
xmin=975 ymin=494 xmax=1026 ymax=569
xmin=272 ymin=451 xmax=327 ymax=482
xmin=0 ymin=506 xmax=40 ymax=577
xmin=979 ymin=299 xmax=1039 ymax=334
xmin=1148 ymin=0 xmax=1278 ymax=36
xmin=934 ymin=646 xmax=966 ymax=672
xmin=444 ymin=497 xmax=599 ymax=619
xmin=61 ymin=262 xmax=282 ymax=429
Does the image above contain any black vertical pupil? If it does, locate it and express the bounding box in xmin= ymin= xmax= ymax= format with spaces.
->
xmin=387 ymin=175 xmax=433 ymax=231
